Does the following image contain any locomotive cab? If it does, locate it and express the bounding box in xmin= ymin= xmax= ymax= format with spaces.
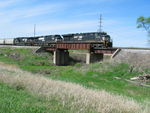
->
xmin=54 ymin=35 xmax=63 ymax=42
xmin=102 ymin=35 xmax=112 ymax=48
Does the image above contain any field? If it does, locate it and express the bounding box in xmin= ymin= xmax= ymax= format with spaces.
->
xmin=0 ymin=47 xmax=150 ymax=113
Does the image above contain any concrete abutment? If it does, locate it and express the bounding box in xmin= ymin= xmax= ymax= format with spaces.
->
xmin=53 ymin=49 xmax=104 ymax=65
xmin=53 ymin=49 xmax=69 ymax=66
xmin=86 ymin=53 xmax=103 ymax=64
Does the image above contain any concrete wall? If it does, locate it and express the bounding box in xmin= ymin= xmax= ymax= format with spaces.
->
xmin=113 ymin=49 xmax=150 ymax=69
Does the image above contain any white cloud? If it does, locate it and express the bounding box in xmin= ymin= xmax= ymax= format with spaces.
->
xmin=23 ymin=3 xmax=64 ymax=18
xmin=0 ymin=0 xmax=21 ymax=8
xmin=37 ymin=20 xmax=97 ymax=33
xmin=69 ymin=0 xmax=125 ymax=5
xmin=0 ymin=20 xmax=98 ymax=37
xmin=0 ymin=2 xmax=65 ymax=24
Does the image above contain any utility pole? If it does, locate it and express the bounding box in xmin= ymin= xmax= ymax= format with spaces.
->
xmin=99 ymin=14 xmax=102 ymax=32
xmin=34 ymin=24 xmax=36 ymax=37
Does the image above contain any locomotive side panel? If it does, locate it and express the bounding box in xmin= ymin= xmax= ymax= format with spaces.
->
xmin=62 ymin=32 xmax=112 ymax=48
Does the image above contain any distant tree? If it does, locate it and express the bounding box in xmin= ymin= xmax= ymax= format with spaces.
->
xmin=137 ymin=16 xmax=150 ymax=36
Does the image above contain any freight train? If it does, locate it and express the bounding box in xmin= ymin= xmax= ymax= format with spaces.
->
xmin=0 ymin=32 xmax=113 ymax=48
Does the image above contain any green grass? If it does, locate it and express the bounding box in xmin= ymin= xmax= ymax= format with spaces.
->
xmin=0 ymin=47 xmax=149 ymax=103
xmin=0 ymin=82 xmax=86 ymax=113
xmin=49 ymin=63 xmax=150 ymax=102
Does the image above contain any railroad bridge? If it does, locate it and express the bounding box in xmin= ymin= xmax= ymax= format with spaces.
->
xmin=38 ymin=42 xmax=118 ymax=65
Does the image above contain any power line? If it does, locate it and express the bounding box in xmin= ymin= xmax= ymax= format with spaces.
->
xmin=99 ymin=14 xmax=102 ymax=32
xmin=34 ymin=24 xmax=36 ymax=37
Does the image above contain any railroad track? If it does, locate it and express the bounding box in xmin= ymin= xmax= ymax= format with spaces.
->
xmin=0 ymin=45 xmax=40 ymax=49
xmin=1 ymin=45 xmax=149 ymax=50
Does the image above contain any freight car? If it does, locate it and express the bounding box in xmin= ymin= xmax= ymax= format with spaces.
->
xmin=0 ymin=39 xmax=4 ymax=44
xmin=0 ymin=38 xmax=14 ymax=45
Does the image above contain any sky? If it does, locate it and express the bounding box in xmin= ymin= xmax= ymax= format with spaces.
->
xmin=0 ymin=0 xmax=150 ymax=47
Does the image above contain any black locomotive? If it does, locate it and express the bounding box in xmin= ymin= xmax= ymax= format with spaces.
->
xmin=0 ymin=32 xmax=113 ymax=48
xmin=62 ymin=32 xmax=112 ymax=48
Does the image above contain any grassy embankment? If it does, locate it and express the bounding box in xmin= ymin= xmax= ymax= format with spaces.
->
xmin=0 ymin=82 xmax=70 ymax=113
xmin=0 ymin=65 xmax=148 ymax=113
xmin=0 ymin=47 xmax=149 ymax=103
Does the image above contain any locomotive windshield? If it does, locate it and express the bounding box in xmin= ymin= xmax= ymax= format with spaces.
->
xmin=105 ymin=35 xmax=110 ymax=41
xmin=102 ymin=35 xmax=110 ymax=41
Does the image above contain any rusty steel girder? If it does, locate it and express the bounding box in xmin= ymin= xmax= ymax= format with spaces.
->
xmin=42 ymin=42 xmax=117 ymax=54
xmin=56 ymin=43 xmax=91 ymax=50
xmin=93 ymin=48 xmax=117 ymax=54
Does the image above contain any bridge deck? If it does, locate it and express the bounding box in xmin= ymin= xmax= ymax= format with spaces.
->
xmin=43 ymin=42 xmax=117 ymax=54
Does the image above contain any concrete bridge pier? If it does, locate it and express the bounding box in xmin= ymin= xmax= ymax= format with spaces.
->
xmin=86 ymin=52 xmax=103 ymax=64
xmin=53 ymin=49 xmax=69 ymax=66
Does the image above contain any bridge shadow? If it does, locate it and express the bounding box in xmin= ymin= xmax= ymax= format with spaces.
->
xmin=69 ymin=53 xmax=86 ymax=65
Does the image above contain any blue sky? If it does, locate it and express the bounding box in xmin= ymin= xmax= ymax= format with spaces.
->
xmin=0 ymin=0 xmax=150 ymax=47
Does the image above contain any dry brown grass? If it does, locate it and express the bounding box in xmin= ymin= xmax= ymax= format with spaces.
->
xmin=76 ymin=60 xmax=117 ymax=74
xmin=114 ymin=49 xmax=150 ymax=70
xmin=0 ymin=63 xmax=148 ymax=113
